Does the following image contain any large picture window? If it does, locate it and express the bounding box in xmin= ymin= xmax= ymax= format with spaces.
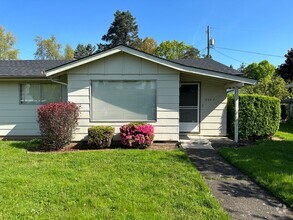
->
xmin=91 ymin=80 xmax=156 ymax=121
xmin=20 ymin=83 xmax=66 ymax=104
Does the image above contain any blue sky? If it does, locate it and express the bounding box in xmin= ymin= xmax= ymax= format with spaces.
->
xmin=1 ymin=0 xmax=292 ymax=69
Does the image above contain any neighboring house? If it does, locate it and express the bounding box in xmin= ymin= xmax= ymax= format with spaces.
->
xmin=0 ymin=45 xmax=256 ymax=141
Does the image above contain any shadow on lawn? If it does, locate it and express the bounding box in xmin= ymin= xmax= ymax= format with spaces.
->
xmin=8 ymin=140 xmax=126 ymax=152
xmin=8 ymin=139 xmax=42 ymax=151
xmin=8 ymin=139 xmax=178 ymax=152
xmin=218 ymin=140 xmax=293 ymax=208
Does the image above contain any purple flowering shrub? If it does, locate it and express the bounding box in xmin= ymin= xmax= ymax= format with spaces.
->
xmin=120 ymin=123 xmax=154 ymax=148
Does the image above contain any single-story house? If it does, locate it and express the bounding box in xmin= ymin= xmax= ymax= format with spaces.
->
xmin=0 ymin=45 xmax=256 ymax=142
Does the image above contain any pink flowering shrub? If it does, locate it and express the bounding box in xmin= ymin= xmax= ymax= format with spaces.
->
xmin=120 ymin=123 xmax=154 ymax=148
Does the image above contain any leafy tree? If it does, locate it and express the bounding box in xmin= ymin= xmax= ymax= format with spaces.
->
xmin=34 ymin=35 xmax=62 ymax=60
xmin=242 ymin=60 xmax=288 ymax=100
xmin=155 ymin=40 xmax=200 ymax=60
xmin=138 ymin=37 xmax=158 ymax=54
xmin=181 ymin=46 xmax=200 ymax=59
xmin=243 ymin=60 xmax=275 ymax=80
xmin=74 ymin=44 xmax=96 ymax=59
xmin=64 ymin=44 xmax=74 ymax=59
xmin=277 ymin=48 xmax=293 ymax=82
xmin=98 ymin=10 xmax=139 ymax=50
xmin=0 ymin=26 xmax=19 ymax=60
xmin=243 ymin=76 xmax=288 ymax=100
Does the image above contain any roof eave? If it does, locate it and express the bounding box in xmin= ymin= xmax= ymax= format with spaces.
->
xmin=45 ymin=45 xmax=257 ymax=85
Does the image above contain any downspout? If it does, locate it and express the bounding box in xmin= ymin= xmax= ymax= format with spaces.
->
xmin=234 ymin=87 xmax=239 ymax=143
xmin=41 ymin=71 xmax=68 ymax=86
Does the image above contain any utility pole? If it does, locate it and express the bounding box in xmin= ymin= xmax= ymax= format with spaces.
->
xmin=207 ymin=25 xmax=211 ymax=58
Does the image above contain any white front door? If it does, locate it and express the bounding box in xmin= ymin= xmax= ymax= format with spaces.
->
xmin=179 ymin=84 xmax=200 ymax=133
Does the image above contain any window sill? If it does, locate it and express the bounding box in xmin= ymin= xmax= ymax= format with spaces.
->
xmin=89 ymin=119 xmax=157 ymax=123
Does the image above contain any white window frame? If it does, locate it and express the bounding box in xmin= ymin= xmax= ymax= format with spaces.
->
xmin=90 ymin=80 xmax=157 ymax=122
xmin=19 ymin=83 xmax=65 ymax=105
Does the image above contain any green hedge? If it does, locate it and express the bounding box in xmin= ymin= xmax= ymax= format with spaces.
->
xmin=227 ymin=94 xmax=281 ymax=140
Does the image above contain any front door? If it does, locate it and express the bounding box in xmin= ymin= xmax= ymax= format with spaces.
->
xmin=179 ymin=84 xmax=200 ymax=133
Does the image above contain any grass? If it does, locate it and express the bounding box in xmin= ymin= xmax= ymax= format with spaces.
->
xmin=0 ymin=141 xmax=228 ymax=219
xmin=219 ymin=120 xmax=293 ymax=207
xmin=275 ymin=120 xmax=293 ymax=140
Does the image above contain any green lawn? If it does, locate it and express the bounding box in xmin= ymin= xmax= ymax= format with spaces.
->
xmin=0 ymin=141 xmax=228 ymax=219
xmin=219 ymin=121 xmax=293 ymax=207
xmin=275 ymin=120 xmax=293 ymax=140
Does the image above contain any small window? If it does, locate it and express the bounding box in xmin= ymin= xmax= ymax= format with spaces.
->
xmin=91 ymin=80 xmax=156 ymax=121
xmin=20 ymin=83 xmax=66 ymax=104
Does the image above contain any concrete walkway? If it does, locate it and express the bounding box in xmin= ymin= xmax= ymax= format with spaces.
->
xmin=181 ymin=140 xmax=293 ymax=220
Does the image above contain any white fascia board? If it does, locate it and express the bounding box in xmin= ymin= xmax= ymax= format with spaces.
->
xmin=45 ymin=45 xmax=257 ymax=85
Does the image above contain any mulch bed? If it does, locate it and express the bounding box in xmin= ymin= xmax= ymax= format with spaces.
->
xmin=28 ymin=141 xmax=179 ymax=153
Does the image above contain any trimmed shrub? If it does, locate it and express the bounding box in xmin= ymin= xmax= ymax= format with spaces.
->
xmin=227 ymin=94 xmax=281 ymax=141
xmin=37 ymin=102 xmax=79 ymax=150
xmin=88 ymin=126 xmax=115 ymax=148
xmin=120 ymin=123 xmax=154 ymax=148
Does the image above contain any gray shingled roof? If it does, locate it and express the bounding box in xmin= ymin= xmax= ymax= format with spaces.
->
xmin=0 ymin=48 xmax=242 ymax=77
xmin=175 ymin=58 xmax=242 ymax=75
xmin=0 ymin=60 xmax=71 ymax=77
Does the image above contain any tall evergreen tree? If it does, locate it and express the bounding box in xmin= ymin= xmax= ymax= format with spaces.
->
xmin=277 ymin=48 xmax=293 ymax=82
xmin=98 ymin=10 xmax=139 ymax=51
xmin=74 ymin=44 xmax=96 ymax=59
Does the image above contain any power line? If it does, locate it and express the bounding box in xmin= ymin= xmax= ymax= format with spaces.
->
xmin=212 ymin=48 xmax=245 ymax=64
xmin=214 ymin=46 xmax=284 ymax=58
xmin=200 ymin=47 xmax=207 ymax=54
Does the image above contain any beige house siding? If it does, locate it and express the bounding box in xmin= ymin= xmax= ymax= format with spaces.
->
xmin=180 ymin=73 xmax=227 ymax=136
xmin=67 ymin=52 xmax=180 ymax=141
xmin=0 ymin=82 xmax=40 ymax=136
xmin=0 ymin=53 xmax=230 ymax=140
xmin=200 ymin=81 xmax=227 ymax=136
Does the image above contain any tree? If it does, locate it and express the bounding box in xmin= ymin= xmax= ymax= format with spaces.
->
xmin=98 ymin=10 xmax=139 ymax=50
xmin=138 ymin=37 xmax=158 ymax=54
xmin=243 ymin=60 xmax=275 ymax=80
xmin=243 ymin=76 xmax=288 ymax=100
xmin=182 ymin=46 xmax=200 ymax=59
xmin=277 ymin=48 xmax=293 ymax=82
xmin=0 ymin=26 xmax=19 ymax=60
xmin=34 ymin=35 xmax=62 ymax=60
xmin=241 ymin=60 xmax=288 ymax=100
xmin=74 ymin=44 xmax=96 ymax=59
xmin=155 ymin=40 xmax=200 ymax=60
xmin=238 ymin=63 xmax=246 ymax=73
xmin=64 ymin=44 xmax=74 ymax=59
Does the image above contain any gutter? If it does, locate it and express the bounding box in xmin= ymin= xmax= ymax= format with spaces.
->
xmin=50 ymin=78 xmax=68 ymax=86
